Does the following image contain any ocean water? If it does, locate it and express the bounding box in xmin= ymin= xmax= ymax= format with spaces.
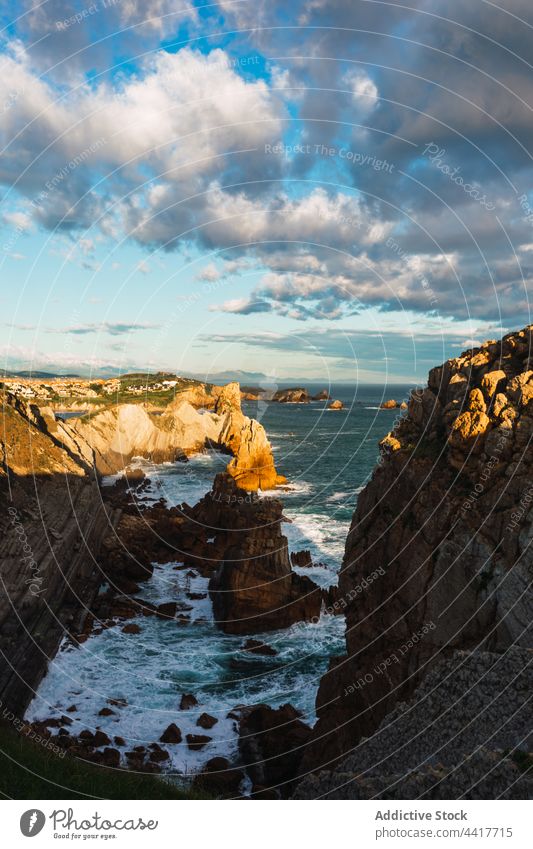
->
xmin=26 ymin=384 xmax=412 ymax=777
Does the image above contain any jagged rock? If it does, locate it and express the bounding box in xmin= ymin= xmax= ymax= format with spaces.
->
xmin=380 ymin=399 xmax=398 ymax=409
xmin=180 ymin=693 xmax=198 ymax=710
xmin=481 ymin=369 xmax=507 ymax=398
xmin=242 ymin=639 xmax=278 ymax=656
xmin=272 ymin=388 xmax=310 ymax=403
xmin=50 ymin=381 xmax=284 ymax=492
xmin=290 ymin=550 xmax=313 ymax=568
xmin=328 ymin=399 xmax=344 ymax=410
xmin=216 ymin=383 xmax=286 ymax=490
xmin=239 ymin=703 xmax=312 ymax=795
xmin=197 ymin=713 xmax=218 ymax=729
xmin=0 ymin=393 xmax=116 ymax=715
xmin=208 ymin=475 xmax=322 ymax=634
xmin=302 ymin=325 xmax=533 ymax=784
xmin=160 ymin=723 xmax=182 ymax=744
xmin=98 ymin=707 xmax=115 ymax=717
xmin=295 ymin=650 xmax=533 ymax=799
xmin=312 ymin=390 xmax=330 ymax=401
xmin=186 ymin=733 xmax=211 ymax=751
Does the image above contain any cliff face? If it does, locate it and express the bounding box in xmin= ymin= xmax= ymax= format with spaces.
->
xmin=0 ymin=381 xmax=284 ymax=714
xmin=59 ymin=381 xmax=284 ymax=490
xmin=301 ymin=326 xmax=533 ymax=786
xmin=0 ymin=394 xmax=115 ymax=715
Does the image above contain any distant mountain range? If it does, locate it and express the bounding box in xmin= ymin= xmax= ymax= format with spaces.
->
xmin=1 ymin=366 xmax=278 ymax=383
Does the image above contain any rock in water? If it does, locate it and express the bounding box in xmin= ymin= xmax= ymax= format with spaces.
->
xmin=271 ymin=388 xmax=310 ymax=403
xmin=215 ymin=382 xmax=286 ymax=490
xmin=300 ymin=325 xmax=533 ymax=791
xmin=207 ymin=475 xmax=322 ymax=634
xmin=290 ymin=550 xmax=313 ymax=568
xmin=159 ymin=723 xmax=182 ymax=744
xmin=328 ymin=399 xmax=344 ymax=410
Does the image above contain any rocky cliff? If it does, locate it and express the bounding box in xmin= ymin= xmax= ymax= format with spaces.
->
xmin=0 ymin=393 xmax=116 ymax=715
xmin=0 ymin=379 xmax=283 ymax=716
xmin=58 ymin=381 xmax=284 ymax=490
xmin=195 ymin=474 xmax=322 ymax=634
xmin=298 ymin=326 xmax=533 ymax=797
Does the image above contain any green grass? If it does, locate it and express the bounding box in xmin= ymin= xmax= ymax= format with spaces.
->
xmin=0 ymin=722 xmax=205 ymax=800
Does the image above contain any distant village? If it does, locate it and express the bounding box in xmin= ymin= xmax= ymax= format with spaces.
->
xmin=0 ymin=376 xmax=180 ymax=401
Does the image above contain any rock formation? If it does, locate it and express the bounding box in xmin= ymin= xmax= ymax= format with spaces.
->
xmin=0 ymin=379 xmax=284 ymax=716
xmin=298 ymin=326 xmax=533 ymax=796
xmin=58 ymin=381 xmax=284 ymax=490
xmin=214 ymin=383 xmax=286 ymax=490
xmin=201 ymin=475 xmax=322 ymax=634
xmin=272 ymin=388 xmax=310 ymax=403
xmin=328 ymin=399 xmax=344 ymax=410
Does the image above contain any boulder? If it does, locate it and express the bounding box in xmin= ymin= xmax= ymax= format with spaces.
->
xmin=197 ymin=713 xmax=218 ymax=729
xmin=159 ymin=723 xmax=182 ymax=744
xmin=186 ymin=734 xmax=211 ymax=751
xmin=328 ymin=399 xmax=344 ymax=410
xmin=180 ymin=693 xmax=198 ymax=710
xmin=242 ymin=639 xmax=278 ymax=656
xmin=121 ymin=623 xmax=141 ymax=634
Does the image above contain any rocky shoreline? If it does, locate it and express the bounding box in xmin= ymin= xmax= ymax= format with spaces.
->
xmin=2 ymin=328 xmax=532 ymax=799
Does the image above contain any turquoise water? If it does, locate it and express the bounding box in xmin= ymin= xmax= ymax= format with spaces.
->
xmin=26 ymin=384 xmax=412 ymax=776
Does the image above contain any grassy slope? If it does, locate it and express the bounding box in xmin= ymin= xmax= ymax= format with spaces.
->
xmin=0 ymin=724 xmax=205 ymax=800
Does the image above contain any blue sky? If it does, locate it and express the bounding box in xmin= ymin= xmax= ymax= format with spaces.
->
xmin=1 ymin=1 xmax=532 ymax=381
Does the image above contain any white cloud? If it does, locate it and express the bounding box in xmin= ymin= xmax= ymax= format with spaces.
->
xmin=343 ymin=70 xmax=379 ymax=114
xmin=3 ymin=210 xmax=33 ymax=231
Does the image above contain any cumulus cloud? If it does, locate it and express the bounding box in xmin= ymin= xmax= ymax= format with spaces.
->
xmin=1 ymin=1 xmax=533 ymax=329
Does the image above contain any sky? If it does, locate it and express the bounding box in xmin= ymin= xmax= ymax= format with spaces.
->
xmin=1 ymin=0 xmax=532 ymax=383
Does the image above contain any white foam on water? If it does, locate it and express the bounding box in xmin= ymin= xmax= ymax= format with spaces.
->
xmin=25 ymin=559 xmax=345 ymax=776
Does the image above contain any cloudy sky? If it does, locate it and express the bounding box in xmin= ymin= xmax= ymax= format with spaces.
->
xmin=1 ymin=0 xmax=532 ymax=382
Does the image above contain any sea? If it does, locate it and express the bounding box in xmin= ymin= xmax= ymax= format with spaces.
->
xmin=26 ymin=384 xmax=412 ymax=777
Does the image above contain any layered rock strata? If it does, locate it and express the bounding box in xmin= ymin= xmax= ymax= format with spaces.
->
xmin=59 ymin=381 xmax=284 ymax=490
xmin=300 ymin=326 xmax=533 ymax=793
xmin=0 ymin=394 xmax=116 ymax=715
xmin=201 ymin=475 xmax=322 ymax=633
